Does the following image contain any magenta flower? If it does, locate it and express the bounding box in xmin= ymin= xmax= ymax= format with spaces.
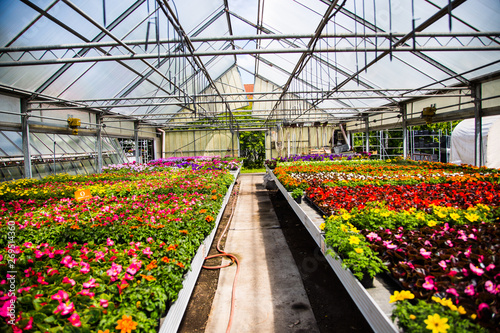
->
xmin=419 ymin=248 xmax=432 ymax=259
xmin=61 ymin=255 xmax=72 ymax=265
xmin=83 ymin=278 xmax=98 ymax=289
xmin=106 ymin=263 xmax=122 ymax=281
xmin=80 ymin=262 xmax=91 ymax=274
xmin=143 ymin=247 xmax=153 ymax=257
xmin=383 ymin=241 xmax=397 ymax=250
xmin=446 ymin=288 xmax=459 ymax=297
xmin=107 ymin=238 xmax=114 ymax=246
xmin=54 ymin=301 xmax=75 ymax=315
xmin=68 ymin=312 xmax=81 ymax=327
xmin=462 ymin=267 xmax=469 ymax=277
xmin=24 ymin=317 xmax=33 ymax=330
xmin=51 ymin=290 xmax=69 ymax=302
xmin=464 ymin=284 xmax=475 ymax=296
xmin=62 ymin=277 xmax=76 ymax=286
xmin=94 ymin=251 xmax=105 ymax=261
xmin=147 ymin=237 xmax=154 ymax=243
xmin=126 ymin=261 xmax=141 ymax=275
xmin=485 ymin=281 xmax=497 ymax=294
xmin=478 ymin=303 xmax=489 ymax=312
xmin=422 ymin=276 xmax=435 ymax=290
xmin=78 ymin=289 xmax=95 ymax=298
xmin=486 ymin=263 xmax=495 ymax=271
xmin=469 ymin=263 xmax=484 ymax=276
xmin=438 ymin=260 xmax=447 ymax=270
xmin=100 ymin=299 xmax=109 ymax=308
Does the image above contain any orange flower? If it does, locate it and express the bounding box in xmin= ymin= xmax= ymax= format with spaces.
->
xmin=205 ymin=215 xmax=214 ymax=223
xmin=98 ymin=330 xmax=109 ymax=333
xmin=146 ymin=260 xmax=158 ymax=271
xmin=179 ymin=230 xmax=188 ymax=235
xmin=70 ymin=224 xmax=80 ymax=229
xmin=116 ymin=314 xmax=138 ymax=333
xmin=140 ymin=274 xmax=156 ymax=282
xmin=161 ymin=256 xmax=170 ymax=263
xmin=211 ymin=195 xmax=217 ymax=200
xmin=199 ymin=209 xmax=207 ymax=214
xmin=176 ymin=262 xmax=185 ymax=268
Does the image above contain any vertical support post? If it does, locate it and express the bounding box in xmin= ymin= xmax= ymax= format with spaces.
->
xmin=473 ymin=84 xmax=482 ymax=167
xmin=134 ymin=121 xmax=140 ymax=163
xmin=21 ymin=99 xmax=32 ymax=179
xmin=364 ymin=117 xmax=370 ymax=152
xmin=401 ymin=103 xmax=408 ymax=159
xmin=96 ymin=114 xmax=103 ymax=173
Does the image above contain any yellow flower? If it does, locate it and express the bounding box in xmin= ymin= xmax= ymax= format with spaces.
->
xmin=349 ymin=226 xmax=360 ymax=233
xmin=424 ymin=314 xmax=450 ymax=333
xmin=341 ymin=212 xmax=352 ymax=220
xmin=416 ymin=212 xmax=426 ymax=221
xmin=464 ymin=213 xmax=479 ymax=223
xmin=390 ymin=290 xmax=415 ymax=303
xmin=340 ymin=224 xmax=349 ymax=233
xmin=457 ymin=306 xmax=466 ymax=315
xmin=409 ymin=314 xmax=416 ymax=320
xmin=427 ymin=220 xmax=438 ymax=227
xmin=470 ymin=314 xmax=477 ymax=320
xmin=450 ymin=212 xmax=460 ymax=221
xmin=319 ymin=223 xmax=325 ymax=231
xmin=116 ymin=315 xmax=138 ymax=333
xmin=348 ymin=236 xmax=360 ymax=245
xmin=380 ymin=211 xmax=391 ymax=218
xmin=354 ymin=248 xmax=363 ymax=254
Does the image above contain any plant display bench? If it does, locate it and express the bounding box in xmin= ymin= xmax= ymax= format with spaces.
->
xmin=267 ymin=168 xmax=399 ymax=333
xmin=159 ymin=168 xmax=240 ymax=333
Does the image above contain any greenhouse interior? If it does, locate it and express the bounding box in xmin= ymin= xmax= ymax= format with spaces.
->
xmin=0 ymin=0 xmax=499 ymax=332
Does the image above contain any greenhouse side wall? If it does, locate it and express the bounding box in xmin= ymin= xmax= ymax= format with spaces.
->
xmin=163 ymin=129 xmax=238 ymax=158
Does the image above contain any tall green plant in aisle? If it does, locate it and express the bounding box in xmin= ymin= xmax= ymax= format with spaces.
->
xmin=239 ymin=131 xmax=265 ymax=169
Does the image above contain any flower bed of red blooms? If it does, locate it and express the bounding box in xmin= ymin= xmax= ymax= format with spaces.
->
xmin=307 ymin=181 xmax=500 ymax=215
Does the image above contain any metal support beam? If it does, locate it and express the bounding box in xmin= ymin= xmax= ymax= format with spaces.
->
xmin=134 ymin=121 xmax=140 ymax=163
xmin=401 ymin=104 xmax=408 ymax=159
xmin=96 ymin=114 xmax=103 ymax=173
xmin=364 ymin=117 xmax=370 ymax=153
xmin=21 ymin=99 xmax=32 ymax=179
xmin=473 ymin=84 xmax=483 ymax=166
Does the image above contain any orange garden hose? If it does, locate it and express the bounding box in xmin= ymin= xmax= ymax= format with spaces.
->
xmin=202 ymin=181 xmax=240 ymax=333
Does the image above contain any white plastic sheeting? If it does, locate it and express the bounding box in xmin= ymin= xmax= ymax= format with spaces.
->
xmin=450 ymin=115 xmax=500 ymax=168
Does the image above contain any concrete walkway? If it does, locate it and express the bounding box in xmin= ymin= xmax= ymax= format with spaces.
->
xmin=205 ymin=173 xmax=319 ymax=333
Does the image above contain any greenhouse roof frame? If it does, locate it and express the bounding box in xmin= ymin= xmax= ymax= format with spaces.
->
xmin=0 ymin=0 xmax=499 ymax=131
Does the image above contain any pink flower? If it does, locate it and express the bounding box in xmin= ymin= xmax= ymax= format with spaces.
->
xmin=83 ymin=278 xmax=98 ymax=289
xmin=68 ymin=312 xmax=81 ymax=327
xmin=486 ymin=264 xmax=495 ymax=271
xmin=469 ymin=263 xmax=484 ymax=276
xmin=100 ymin=299 xmax=109 ymax=308
xmin=0 ymin=255 xmax=2 ymax=262
xmin=419 ymin=248 xmax=432 ymax=259
xmin=478 ymin=303 xmax=489 ymax=311
xmin=78 ymin=289 xmax=95 ymax=298
xmin=446 ymin=288 xmax=459 ymax=297
xmin=143 ymin=247 xmax=153 ymax=257
xmin=106 ymin=263 xmax=122 ymax=281
xmin=51 ymin=290 xmax=69 ymax=302
xmin=62 ymin=277 xmax=76 ymax=286
xmin=422 ymin=276 xmax=435 ymax=290
xmin=464 ymin=248 xmax=471 ymax=258
xmin=438 ymin=260 xmax=447 ymax=270
xmin=366 ymin=232 xmax=380 ymax=242
xmin=67 ymin=260 xmax=79 ymax=268
xmin=94 ymin=251 xmax=105 ymax=261
xmin=126 ymin=261 xmax=141 ymax=275
xmin=24 ymin=317 xmax=33 ymax=330
xmin=464 ymin=284 xmax=475 ymax=296
xmin=80 ymin=261 xmax=91 ymax=274
xmin=445 ymin=240 xmax=453 ymax=247
xmin=147 ymin=237 xmax=154 ymax=243
xmin=107 ymin=238 xmax=115 ymax=246
xmin=383 ymin=241 xmax=397 ymax=250
xmin=485 ymin=281 xmax=497 ymax=294
xmin=462 ymin=267 xmax=469 ymax=277
xmin=61 ymin=255 xmax=72 ymax=265
xmin=54 ymin=301 xmax=75 ymax=315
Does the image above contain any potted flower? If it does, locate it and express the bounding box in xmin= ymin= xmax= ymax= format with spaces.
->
xmin=291 ymin=188 xmax=304 ymax=204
